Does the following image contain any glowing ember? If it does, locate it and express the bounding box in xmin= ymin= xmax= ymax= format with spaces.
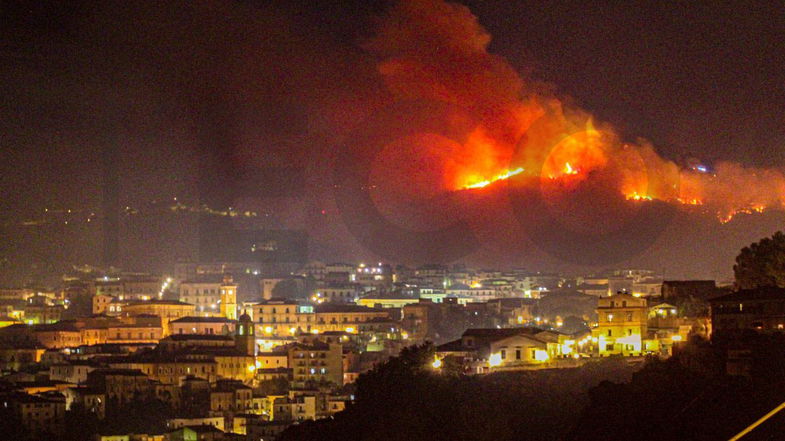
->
xmin=719 ymin=205 xmax=768 ymax=223
xmin=564 ymin=162 xmax=578 ymax=175
xmin=462 ymin=167 xmax=525 ymax=189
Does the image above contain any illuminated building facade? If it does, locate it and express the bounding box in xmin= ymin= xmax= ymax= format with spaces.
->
xmin=170 ymin=316 xmax=235 ymax=336
xmin=219 ymin=275 xmax=238 ymax=320
xmin=287 ymin=342 xmax=343 ymax=386
xmin=252 ymin=299 xmax=311 ymax=336
xmin=352 ymin=263 xmax=393 ymax=289
xmin=179 ymin=279 xmax=222 ymax=314
xmin=123 ymin=300 xmax=196 ymax=336
xmin=435 ymin=328 xmax=559 ymax=372
xmin=592 ymin=293 xmax=648 ymax=356
xmin=92 ymin=294 xmax=113 ymax=315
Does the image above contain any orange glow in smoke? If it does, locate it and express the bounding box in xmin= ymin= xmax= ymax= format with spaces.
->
xmin=373 ymin=0 xmax=785 ymax=224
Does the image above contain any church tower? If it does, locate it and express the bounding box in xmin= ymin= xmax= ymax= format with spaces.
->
xmin=220 ymin=274 xmax=238 ymax=320
xmin=235 ymin=310 xmax=256 ymax=356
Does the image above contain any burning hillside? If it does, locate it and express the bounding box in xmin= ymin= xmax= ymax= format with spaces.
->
xmin=368 ymin=0 xmax=785 ymax=224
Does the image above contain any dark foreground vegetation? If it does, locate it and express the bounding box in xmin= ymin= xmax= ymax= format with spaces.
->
xmin=280 ymin=337 xmax=785 ymax=441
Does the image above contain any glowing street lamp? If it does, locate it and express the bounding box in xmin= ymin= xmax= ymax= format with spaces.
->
xmin=431 ymin=357 xmax=442 ymax=369
xmin=488 ymin=353 xmax=502 ymax=367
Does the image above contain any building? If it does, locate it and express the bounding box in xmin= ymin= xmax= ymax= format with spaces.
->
xmin=662 ymin=280 xmax=718 ymax=301
xmin=402 ymin=301 xmax=437 ymax=341
xmin=86 ymin=368 xmax=152 ymax=405
xmin=0 ymin=341 xmax=46 ymax=370
xmin=93 ymin=294 xmax=114 ymax=315
xmin=123 ymin=300 xmax=196 ymax=336
xmin=352 ymin=263 xmax=393 ymax=289
xmin=272 ymin=394 xmax=317 ymax=422
xmin=259 ymin=278 xmax=284 ymax=300
xmin=356 ymin=291 xmax=418 ymax=309
xmin=252 ymin=299 xmax=310 ymax=336
xmin=165 ymin=425 xmax=224 ymax=441
xmin=64 ymin=386 xmax=106 ymax=419
xmin=8 ymin=392 xmax=66 ymax=437
xmin=710 ymin=287 xmax=785 ymax=336
xmin=592 ymin=293 xmax=648 ymax=356
xmin=235 ymin=312 xmax=255 ymax=356
xmin=256 ymin=351 xmax=288 ymax=370
xmin=577 ymin=282 xmax=609 ymax=297
xmin=110 ymin=352 xmax=220 ymax=386
xmin=169 ymin=317 xmax=235 ymax=336
xmin=312 ymin=304 xmax=393 ymax=333
xmin=314 ymin=284 xmax=360 ymax=304
xmin=486 ymin=298 xmax=535 ymax=326
xmin=287 ymin=342 xmax=343 ymax=386
xmin=122 ymin=276 xmax=166 ymax=302
xmin=49 ymin=361 xmax=96 ymax=384
xmin=167 ymin=417 xmax=225 ymax=432
xmin=179 ymin=279 xmax=223 ymax=314
xmin=22 ymin=296 xmax=64 ymax=325
xmin=158 ymin=334 xmax=236 ymax=352
xmin=445 ymin=285 xmax=498 ymax=302
xmin=436 ymin=328 xmax=562 ymax=372
xmin=219 ymin=275 xmax=238 ymax=321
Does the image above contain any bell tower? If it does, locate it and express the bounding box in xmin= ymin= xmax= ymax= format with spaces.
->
xmin=235 ymin=310 xmax=256 ymax=356
xmin=220 ymin=274 xmax=238 ymax=320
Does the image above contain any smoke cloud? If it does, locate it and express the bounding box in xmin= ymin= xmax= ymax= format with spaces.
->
xmin=368 ymin=0 xmax=785 ymax=223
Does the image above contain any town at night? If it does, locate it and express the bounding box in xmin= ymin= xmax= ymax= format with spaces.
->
xmin=2 ymin=1 xmax=785 ymax=440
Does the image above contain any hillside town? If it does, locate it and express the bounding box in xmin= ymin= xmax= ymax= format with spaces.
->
xmin=1 ymin=259 xmax=758 ymax=440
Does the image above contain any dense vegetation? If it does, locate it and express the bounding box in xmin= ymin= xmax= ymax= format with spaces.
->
xmin=734 ymin=230 xmax=785 ymax=289
xmin=280 ymin=337 xmax=785 ymax=441
xmin=279 ymin=344 xmax=636 ymax=441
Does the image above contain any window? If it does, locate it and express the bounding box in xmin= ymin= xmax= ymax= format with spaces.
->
xmin=607 ymin=329 xmax=612 ymax=336
xmin=627 ymin=329 xmax=632 ymax=336
xmin=515 ymin=349 xmax=521 ymax=360
xmin=500 ymin=349 xmax=506 ymax=360
xmin=622 ymin=301 xmax=627 ymax=307
xmin=606 ymin=343 xmax=614 ymax=351
xmin=626 ymin=312 xmax=633 ymax=321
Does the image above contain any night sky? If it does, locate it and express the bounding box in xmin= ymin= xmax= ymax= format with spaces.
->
xmin=1 ymin=0 xmax=784 ymax=285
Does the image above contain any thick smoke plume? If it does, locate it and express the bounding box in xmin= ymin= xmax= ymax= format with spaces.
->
xmin=368 ymin=0 xmax=785 ymax=222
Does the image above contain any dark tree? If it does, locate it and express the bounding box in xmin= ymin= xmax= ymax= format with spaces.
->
xmin=734 ymin=231 xmax=785 ymax=289
xmin=561 ymin=315 xmax=589 ymax=334
xmin=256 ymin=377 xmax=289 ymax=396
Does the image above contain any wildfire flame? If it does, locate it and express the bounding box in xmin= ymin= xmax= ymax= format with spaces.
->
xmin=626 ymin=192 xmax=653 ymax=201
xmin=372 ymin=0 xmax=785 ymax=224
xmin=462 ymin=167 xmax=525 ymax=189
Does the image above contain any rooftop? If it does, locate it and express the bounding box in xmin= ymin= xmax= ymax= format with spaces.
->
xmin=126 ymin=300 xmax=193 ymax=307
xmin=315 ymin=304 xmax=388 ymax=313
xmin=709 ymin=287 xmax=785 ymax=302
xmin=170 ymin=316 xmax=235 ymax=324
xmin=164 ymin=334 xmax=233 ymax=342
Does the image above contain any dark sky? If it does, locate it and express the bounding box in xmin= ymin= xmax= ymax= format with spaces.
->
xmin=0 ymin=0 xmax=783 ymax=285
